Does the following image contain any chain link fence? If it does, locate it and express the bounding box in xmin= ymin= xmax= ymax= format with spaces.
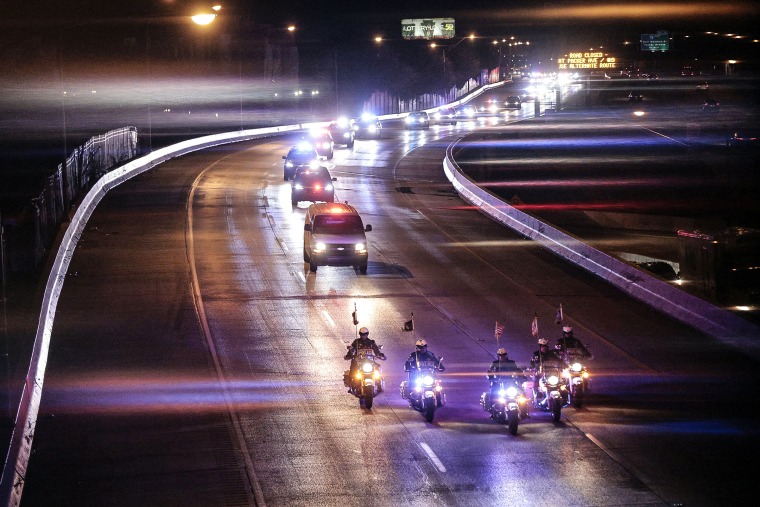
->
xmin=3 ymin=127 xmax=138 ymax=276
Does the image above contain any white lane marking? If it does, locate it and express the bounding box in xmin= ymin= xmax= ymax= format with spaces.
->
xmin=321 ymin=310 xmax=335 ymax=327
xmin=297 ymin=271 xmax=306 ymax=283
xmin=420 ymin=442 xmax=447 ymax=473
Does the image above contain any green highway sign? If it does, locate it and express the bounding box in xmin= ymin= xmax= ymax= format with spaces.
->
xmin=641 ymin=31 xmax=669 ymax=52
xmin=402 ymin=18 xmax=455 ymax=40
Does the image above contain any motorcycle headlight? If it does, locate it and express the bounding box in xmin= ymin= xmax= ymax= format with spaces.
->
xmin=547 ymin=375 xmax=559 ymax=386
xmin=505 ymin=386 xmax=519 ymax=398
xmin=368 ymin=125 xmax=377 ymax=133
xmin=571 ymin=362 xmax=583 ymax=373
xmin=497 ymin=389 xmax=507 ymax=397
xmin=314 ymin=242 xmax=326 ymax=253
xmin=361 ymin=362 xmax=373 ymax=374
xmin=422 ymin=375 xmax=435 ymax=387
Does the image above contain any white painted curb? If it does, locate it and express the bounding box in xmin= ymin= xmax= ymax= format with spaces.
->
xmin=442 ymin=142 xmax=760 ymax=350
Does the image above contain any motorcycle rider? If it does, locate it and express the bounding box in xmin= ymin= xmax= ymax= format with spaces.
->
xmin=345 ymin=327 xmax=385 ymax=360
xmin=404 ymin=339 xmax=444 ymax=373
xmin=402 ymin=339 xmax=444 ymax=398
xmin=484 ymin=348 xmax=525 ymax=413
xmin=530 ymin=339 xmax=564 ymax=400
xmin=487 ymin=348 xmax=522 ymax=381
xmin=345 ymin=327 xmax=386 ymax=391
xmin=555 ymin=326 xmax=592 ymax=360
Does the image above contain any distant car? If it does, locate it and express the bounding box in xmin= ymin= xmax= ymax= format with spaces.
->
xmin=405 ymin=111 xmax=430 ymax=130
xmin=431 ymin=108 xmax=457 ymax=125
xmin=696 ymin=82 xmax=709 ymax=90
xmin=306 ymin=130 xmax=334 ymax=160
xmin=504 ymin=96 xmax=522 ymax=109
xmin=702 ymin=98 xmax=720 ymax=112
xmin=291 ymin=166 xmax=335 ymax=206
xmin=628 ymin=91 xmax=643 ymax=102
xmin=727 ymin=129 xmax=760 ymax=148
xmin=481 ymin=98 xmax=502 ymax=115
xmin=328 ymin=118 xmax=355 ymax=148
xmin=645 ymin=73 xmax=659 ymax=80
xmin=282 ymin=143 xmax=320 ymax=180
xmin=456 ymin=104 xmax=478 ymax=119
xmin=353 ymin=114 xmax=382 ymax=139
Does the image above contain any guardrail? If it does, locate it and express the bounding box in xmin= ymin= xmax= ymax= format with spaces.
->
xmin=0 ymin=122 xmax=310 ymax=506
xmin=442 ymin=142 xmax=760 ymax=351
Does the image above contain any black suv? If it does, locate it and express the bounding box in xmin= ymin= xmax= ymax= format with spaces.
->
xmin=282 ymin=144 xmax=320 ymax=180
xmin=328 ymin=118 xmax=355 ymax=148
xmin=307 ymin=130 xmax=335 ymax=160
xmin=405 ymin=111 xmax=430 ymax=130
xmin=353 ymin=114 xmax=382 ymax=139
xmin=291 ymin=166 xmax=336 ymax=206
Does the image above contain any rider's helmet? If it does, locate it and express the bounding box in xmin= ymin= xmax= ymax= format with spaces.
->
xmin=415 ymin=339 xmax=428 ymax=350
xmin=562 ymin=326 xmax=573 ymax=335
xmin=497 ymin=348 xmax=508 ymax=357
xmin=359 ymin=327 xmax=370 ymax=337
xmin=538 ymin=338 xmax=548 ymax=349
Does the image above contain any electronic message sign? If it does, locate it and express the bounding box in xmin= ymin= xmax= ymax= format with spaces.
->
xmin=557 ymin=52 xmax=618 ymax=71
xmin=641 ymin=31 xmax=670 ymax=52
xmin=401 ymin=18 xmax=455 ymax=40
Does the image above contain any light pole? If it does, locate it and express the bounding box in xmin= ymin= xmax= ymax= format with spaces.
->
xmin=431 ymin=34 xmax=475 ymax=79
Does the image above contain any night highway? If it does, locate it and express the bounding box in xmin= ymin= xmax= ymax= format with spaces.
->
xmin=3 ymin=2 xmax=760 ymax=506
xmin=16 ymin=94 xmax=760 ymax=505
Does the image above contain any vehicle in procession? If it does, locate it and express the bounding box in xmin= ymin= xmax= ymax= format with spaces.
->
xmin=400 ymin=340 xmax=446 ymax=423
xmin=480 ymin=372 xmax=530 ymax=435
xmin=303 ymin=202 xmax=372 ymax=273
xmin=343 ymin=345 xmax=386 ymax=409
xmin=352 ymin=113 xmax=383 ymax=139
xmin=328 ymin=118 xmax=355 ymax=148
xmin=282 ymin=143 xmax=320 ymax=180
xmin=291 ymin=165 xmax=336 ymax=206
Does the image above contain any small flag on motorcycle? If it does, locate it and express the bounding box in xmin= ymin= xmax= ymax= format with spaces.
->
xmin=495 ymin=321 xmax=504 ymax=340
xmin=555 ymin=304 xmax=563 ymax=325
xmin=531 ymin=315 xmax=539 ymax=339
xmin=403 ymin=312 xmax=414 ymax=331
xmin=352 ymin=303 xmax=359 ymax=326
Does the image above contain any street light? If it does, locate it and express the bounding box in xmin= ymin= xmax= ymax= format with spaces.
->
xmin=191 ymin=4 xmax=222 ymax=25
xmin=431 ymin=34 xmax=475 ymax=78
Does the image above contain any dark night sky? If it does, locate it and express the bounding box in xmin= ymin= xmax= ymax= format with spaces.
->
xmin=5 ymin=1 xmax=758 ymax=40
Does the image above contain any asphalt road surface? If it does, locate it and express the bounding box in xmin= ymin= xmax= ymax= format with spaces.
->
xmin=19 ymin=98 xmax=760 ymax=506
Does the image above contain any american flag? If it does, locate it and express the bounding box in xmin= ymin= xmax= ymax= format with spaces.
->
xmin=531 ymin=316 xmax=539 ymax=338
xmin=495 ymin=321 xmax=505 ymax=339
xmin=555 ymin=304 xmax=563 ymax=325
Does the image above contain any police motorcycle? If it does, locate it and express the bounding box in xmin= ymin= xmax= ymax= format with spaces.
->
xmin=400 ymin=358 xmax=445 ymax=423
xmin=343 ymin=345 xmax=385 ymax=409
xmin=533 ymin=365 xmax=570 ymax=422
xmin=480 ymin=373 xmax=529 ymax=435
xmin=562 ymin=358 xmax=590 ymax=408
xmin=555 ymin=334 xmax=592 ymax=409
